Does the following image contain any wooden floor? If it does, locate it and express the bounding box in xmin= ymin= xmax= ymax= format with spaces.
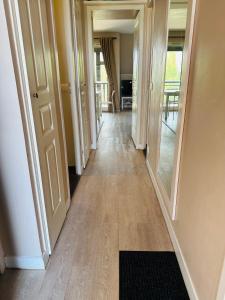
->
xmin=0 ymin=112 xmax=172 ymax=300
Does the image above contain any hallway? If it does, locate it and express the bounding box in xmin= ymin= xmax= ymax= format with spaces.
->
xmin=0 ymin=112 xmax=172 ymax=299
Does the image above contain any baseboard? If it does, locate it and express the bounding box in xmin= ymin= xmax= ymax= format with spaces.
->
xmin=5 ymin=252 xmax=49 ymax=270
xmin=146 ymin=159 xmax=199 ymax=300
xmin=91 ymin=143 xmax=97 ymax=150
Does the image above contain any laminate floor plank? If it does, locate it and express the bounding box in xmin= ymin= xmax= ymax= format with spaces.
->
xmin=0 ymin=112 xmax=172 ymax=300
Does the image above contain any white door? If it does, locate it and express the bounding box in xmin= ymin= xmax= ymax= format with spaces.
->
xmin=18 ymin=0 xmax=67 ymax=250
xmin=132 ymin=13 xmax=140 ymax=146
xmin=72 ymin=0 xmax=91 ymax=167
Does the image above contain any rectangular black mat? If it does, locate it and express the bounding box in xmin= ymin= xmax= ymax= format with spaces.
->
xmin=120 ymin=251 xmax=189 ymax=300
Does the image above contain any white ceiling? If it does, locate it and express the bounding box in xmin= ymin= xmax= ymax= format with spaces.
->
xmin=92 ymin=4 xmax=187 ymax=34
xmin=93 ymin=19 xmax=135 ymax=34
xmin=93 ymin=9 xmax=136 ymax=34
xmin=168 ymin=7 xmax=187 ymax=30
xmin=93 ymin=10 xmax=137 ymax=20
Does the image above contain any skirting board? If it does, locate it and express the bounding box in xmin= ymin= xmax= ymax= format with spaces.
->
xmin=91 ymin=143 xmax=97 ymax=150
xmin=5 ymin=252 xmax=49 ymax=270
xmin=146 ymin=159 xmax=199 ymax=300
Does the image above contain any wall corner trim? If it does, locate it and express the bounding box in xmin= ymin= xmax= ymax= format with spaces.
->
xmin=5 ymin=252 xmax=49 ymax=270
xmin=146 ymin=159 xmax=199 ymax=300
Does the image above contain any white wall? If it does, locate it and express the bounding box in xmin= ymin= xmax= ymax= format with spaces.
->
xmin=0 ymin=2 xmax=43 ymax=267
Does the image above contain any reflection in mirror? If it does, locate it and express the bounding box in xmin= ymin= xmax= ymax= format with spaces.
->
xmin=158 ymin=1 xmax=188 ymax=196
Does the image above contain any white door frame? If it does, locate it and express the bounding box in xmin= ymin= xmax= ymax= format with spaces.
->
xmin=70 ymin=0 xmax=89 ymax=170
xmin=155 ymin=0 xmax=197 ymax=219
xmin=3 ymin=0 xmax=78 ymax=257
xmin=131 ymin=11 xmax=144 ymax=148
xmin=57 ymin=0 xmax=84 ymax=175
xmin=84 ymin=0 xmax=146 ymax=149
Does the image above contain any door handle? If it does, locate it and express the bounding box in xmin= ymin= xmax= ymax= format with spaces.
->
xmin=33 ymin=92 xmax=39 ymax=98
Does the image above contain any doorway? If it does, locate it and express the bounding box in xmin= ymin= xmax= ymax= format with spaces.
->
xmin=53 ymin=0 xmax=82 ymax=197
xmin=93 ymin=10 xmax=138 ymax=138
xmin=85 ymin=2 xmax=146 ymax=149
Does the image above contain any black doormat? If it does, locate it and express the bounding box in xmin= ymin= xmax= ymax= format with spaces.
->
xmin=68 ymin=166 xmax=80 ymax=197
xmin=120 ymin=251 xmax=189 ymax=300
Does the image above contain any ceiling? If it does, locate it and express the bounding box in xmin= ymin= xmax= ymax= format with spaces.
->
xmin=92 ymin=3 xmax=187 ymax=34
xmin=168 ymin=7 xmax=187 ymax=30
xmin=93 ymin=10 xmax=137 ymax=20
xmin=93 ymin=19 xmax=135 ymax=34
xmin=93 ymin=9 xmax=137 ymax=34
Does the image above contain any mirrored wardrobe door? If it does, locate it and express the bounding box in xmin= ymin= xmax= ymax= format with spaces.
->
xmin=157 ymin=0 xmax=189 ymax=213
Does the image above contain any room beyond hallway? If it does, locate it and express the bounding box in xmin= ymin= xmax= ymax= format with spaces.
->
xmin=0 ymin=112 xmax=172 ymax=300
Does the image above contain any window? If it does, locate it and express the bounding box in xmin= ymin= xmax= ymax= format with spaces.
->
xmin=94 ymin=50 xmax=108 ymax=82
xmin=94 ymin=49 xmax=109 ymax=108
xmin=165 ymin=50 xmax=183 ymax=91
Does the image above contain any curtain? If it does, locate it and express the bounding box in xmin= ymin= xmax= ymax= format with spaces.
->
xmin=0 ymin=240 xmax=5 ymax=274
xmin=168 ymin=30 xmax=185 ymax=50
xmin=100 ymin=38 xmax=120 ymax=111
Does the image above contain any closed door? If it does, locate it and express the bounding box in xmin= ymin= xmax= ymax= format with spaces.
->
xmin=18 ymin=0 xmax=67 ymax=250
xmin=73 ymin=0 xmax=90 ymax=167
xmin=132 ymin=13 xmax=140 ymax=146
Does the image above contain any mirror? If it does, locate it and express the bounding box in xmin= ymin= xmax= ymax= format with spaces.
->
xmin=158 ymin=1 xmax=188 ymax=196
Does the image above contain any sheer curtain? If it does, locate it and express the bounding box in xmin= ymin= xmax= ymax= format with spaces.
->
xmin=100 ymin=37 xmax=120 ymax=111
xmin=0 ymin=240 xmax=5 ymax=274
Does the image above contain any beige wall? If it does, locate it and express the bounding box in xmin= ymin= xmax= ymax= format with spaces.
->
xmin=147 ymin=0 xmax=225 ymax=299
xmin=54 ymin=0 xmax=75 ymax=167
xmin=120 ymin=34 xmax=133 ymax=75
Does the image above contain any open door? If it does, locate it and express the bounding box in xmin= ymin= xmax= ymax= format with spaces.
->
xmin=72 ymin=0 xmax=91 ymax=168
xmin=132 ymin=12 xmax=140 ymax=146
xmin=18 ymin=0 xmax=67 ymax=250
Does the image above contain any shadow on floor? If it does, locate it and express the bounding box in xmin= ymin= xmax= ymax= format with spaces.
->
xmin=68 ymin=166 xmax=80 ymax=197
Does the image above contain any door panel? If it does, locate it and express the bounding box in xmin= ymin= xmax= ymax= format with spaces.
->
xmin=40 ymin=104 xmax=53 ymax=135
xmin=46 ymin=142 xmax=61 ymax=211
xmin=18 ymin=0 xmax=67 ymax=250
xmin=25 ymin=1 xmax=48 ymax=90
